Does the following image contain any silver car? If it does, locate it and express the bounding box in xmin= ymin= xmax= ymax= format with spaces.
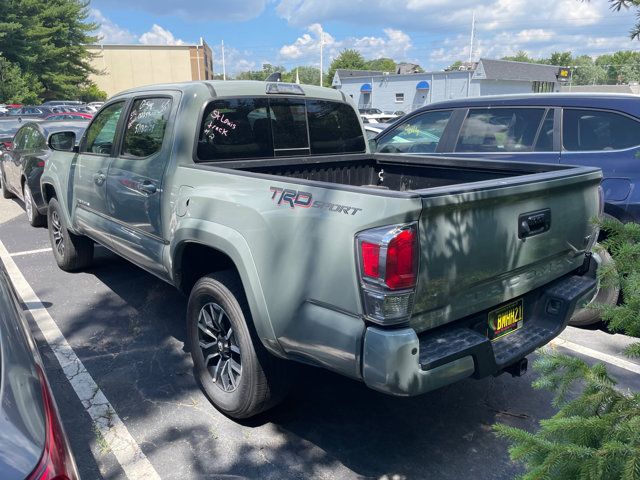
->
xmin=0 ymin=262 xmax=79 ymax=479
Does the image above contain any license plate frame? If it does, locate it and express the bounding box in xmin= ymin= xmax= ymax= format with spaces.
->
xmin=488 ymin=299 xmax=524 ymax=341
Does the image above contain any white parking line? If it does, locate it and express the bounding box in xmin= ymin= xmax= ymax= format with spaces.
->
xmin=0 ymin=240 xmax=161 ymax=480
xmin=10 ymin=247 xmax=53 ymax=257
xmin=550 ymin=338 xmax=640 ymax=375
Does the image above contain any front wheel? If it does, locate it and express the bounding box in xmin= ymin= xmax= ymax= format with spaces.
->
xmin=186 ymin=272 xmax=290 ymax=419
xmin=47 ymin=197 xmax=94 ymax=271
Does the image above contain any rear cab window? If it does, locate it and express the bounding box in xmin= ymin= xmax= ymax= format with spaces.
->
xmin=196 ymin=97 xmax=365 ymax=161
xmin=562 ymin=109 xmax=640 ymax=151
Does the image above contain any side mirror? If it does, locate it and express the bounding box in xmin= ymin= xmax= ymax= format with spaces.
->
xmin=48 ymin=131 xmax=77 ymax=152
xmin=368 ymin=138 xmax=378 ymax=153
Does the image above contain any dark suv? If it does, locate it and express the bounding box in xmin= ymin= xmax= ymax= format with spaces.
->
xmin=374 ymin=93 xmax=640 ymax=324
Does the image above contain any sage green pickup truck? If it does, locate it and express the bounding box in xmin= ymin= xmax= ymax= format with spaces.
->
xmin=41 ymin=80 xmax=601 ymax=418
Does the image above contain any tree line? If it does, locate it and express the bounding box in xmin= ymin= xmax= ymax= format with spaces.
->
xmin=0 ymin=0 xmax=106 ymax=104
xmin=448 ymin=50 xmax=640 ymax=86
xmin=230 ymin=49 xmax=423 ymax=87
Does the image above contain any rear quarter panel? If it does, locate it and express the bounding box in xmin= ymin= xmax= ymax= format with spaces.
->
xmin=169 ymin=165 xmax=423 ymax=376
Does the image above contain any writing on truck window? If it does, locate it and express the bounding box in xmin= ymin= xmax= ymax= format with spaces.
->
xmin=203 ymin=109 xmax=238 ymax=141
xmin=123 ymin=98 xmax=172 ymax=158
xmin=196 ymin=97 xmax=365 ymax=162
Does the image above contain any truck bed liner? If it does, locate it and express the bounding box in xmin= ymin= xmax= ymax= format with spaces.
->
xmin=202 ymin=153 xmax=587 ymax=194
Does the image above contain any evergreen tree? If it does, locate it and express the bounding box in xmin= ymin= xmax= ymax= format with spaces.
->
xmin=0 ymin=55 xmax=42 ymax=103
xmin=0 ymin=0 xmax=99 ymax=100
xmin=495 ymin=219 xmax=640 ymax=479
xmin=495 ymin=353 xmax=640 ymax=480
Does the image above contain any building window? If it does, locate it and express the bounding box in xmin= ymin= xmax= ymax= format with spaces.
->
xmin=533 ymin=81 xmax=554 ymax=93
xmin=395 ymin=93 xmax=404 ymax=103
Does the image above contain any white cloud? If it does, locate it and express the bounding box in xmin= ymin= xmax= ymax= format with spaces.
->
xmin=279 ymin=24 xmax=413 ymax=66
xmin=91 ymin=9 xmax=137 ymax=43
xmin=139 ymin=24 xmax=185 ymax=45
xmin=210 ymin=44 xmax=258 ymax=76
xmin=274 ymin=0 xmax=634 ymax=70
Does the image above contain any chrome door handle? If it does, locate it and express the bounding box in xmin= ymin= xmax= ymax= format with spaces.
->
xmin=139 ymin=181 xmax=157 ymax=195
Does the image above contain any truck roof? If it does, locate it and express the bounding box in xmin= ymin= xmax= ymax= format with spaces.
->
xmin=114 ymin=80 xmax=346 ymax=103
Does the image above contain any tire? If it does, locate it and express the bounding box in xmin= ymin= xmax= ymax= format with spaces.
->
xmin=187 ymin=271 xmax=290 ymax=419
xmin=47 ymin=197 xmax=94 ymax=271
xmin=23 ymin=183 xmax=46 ymax=227
xmin=1 ymin=170 xmax=13 ymax=199
xmin=569 ymin=247 xmax=620 ymax=326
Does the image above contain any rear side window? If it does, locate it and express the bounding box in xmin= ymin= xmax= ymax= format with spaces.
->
xmin=456 ymin=108 xmax=546 ymax=152
xmin=563 ymin=109 xmax=640 ymax=151
xmin=122 ymin=98 xmax=172 ymax=158
xmin=196 ymin=97 xmax=365 ymax=161
xmin=376 ymin=110 xmax=452 ymax=154
xmin=308 ymin=100 xmax=366 ymax=154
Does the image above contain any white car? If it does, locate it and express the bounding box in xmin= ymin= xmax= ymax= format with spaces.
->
xmin=361 ymin=114 xmax=398 ymax=124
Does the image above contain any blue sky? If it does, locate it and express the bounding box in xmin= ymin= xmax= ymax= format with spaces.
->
xmin=89 ymin=0 xmax=639 ymax=75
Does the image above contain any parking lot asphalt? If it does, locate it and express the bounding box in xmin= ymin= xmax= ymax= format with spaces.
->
xmin=1 ymin=195 xmax=639 ymax=480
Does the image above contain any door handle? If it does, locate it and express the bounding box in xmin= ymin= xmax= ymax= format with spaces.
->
xmin=93 ymin=171 xmax=106 ymax=186
xmin=139 ymin=181 xmax=157 ymax=195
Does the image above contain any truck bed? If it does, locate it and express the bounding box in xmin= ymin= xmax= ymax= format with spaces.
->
xmin=205 ymin=153 xmax=586 ymax=194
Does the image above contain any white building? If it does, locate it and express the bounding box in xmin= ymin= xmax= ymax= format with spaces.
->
xmin=333 ymin=58 xmax=562 ymax=114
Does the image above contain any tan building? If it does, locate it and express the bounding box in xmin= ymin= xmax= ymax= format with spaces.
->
xmin=87 ymin=38 xmax=214 ymax=97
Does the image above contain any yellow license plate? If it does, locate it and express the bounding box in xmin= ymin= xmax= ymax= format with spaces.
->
xmin=488 ymin=299 xmax=523 ymax=341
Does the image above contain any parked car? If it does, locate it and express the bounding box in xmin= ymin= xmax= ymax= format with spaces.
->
xmin=41 ymin=80 xmax=599 ymax=419
xmin=361 ymin=114 xmax=398 ymax=124
xmin=0 ymin=119 xmax=27 ymax=150
xmin=363 ymin=122 xmax=389 ymax=140
xmin=359 ymin=108 xmax=383 ymax=115
xmin=0 ymin=260 xmax=80 ymax=480
xmin=372 ymin=92 xmax=640 ymax=325
xmin=45 ymin=113 xmax=92 ymax=121
xmin=0 ymin=121 xmax=87 ymax=226
xmin=42 ymin=100 xmax=85 ymax=106
xmin=7 ymin=106 xmax=54 ymax=119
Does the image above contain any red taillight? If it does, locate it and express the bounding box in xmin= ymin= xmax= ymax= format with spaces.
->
xmin=361 ymin=241 xmax=380 ymax=278
xmin=385 ymin=229 xmax=417 ymax=289
xmin=28 ymin=365 xmax=78 ymax=480
xmin=37 ymin=160 xmax=46 ymax=167
xmin=358 ymin=224 xmax=418 ymax=290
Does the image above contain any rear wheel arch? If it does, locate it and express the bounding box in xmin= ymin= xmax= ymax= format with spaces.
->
xmin=41 ymin=182 xmax=57 ymax=204
xmin=173 ymin=240 xmax=284 ymax=357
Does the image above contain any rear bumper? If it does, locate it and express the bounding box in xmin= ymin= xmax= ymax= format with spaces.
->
xmin=362 ymin=271 xmax=596 ymax=396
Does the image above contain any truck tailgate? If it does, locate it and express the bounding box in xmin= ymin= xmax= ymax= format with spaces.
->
xmin=411 ymin=167 xmax=602 ymax=332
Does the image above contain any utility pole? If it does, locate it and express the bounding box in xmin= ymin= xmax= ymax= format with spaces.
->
xmin=468 ymin=11 xmax=475 ymax=63
xmin=221 ymin=40 xmax=226 ymax=81
xmin=319 ymin=26 xmax=324 ymax=87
